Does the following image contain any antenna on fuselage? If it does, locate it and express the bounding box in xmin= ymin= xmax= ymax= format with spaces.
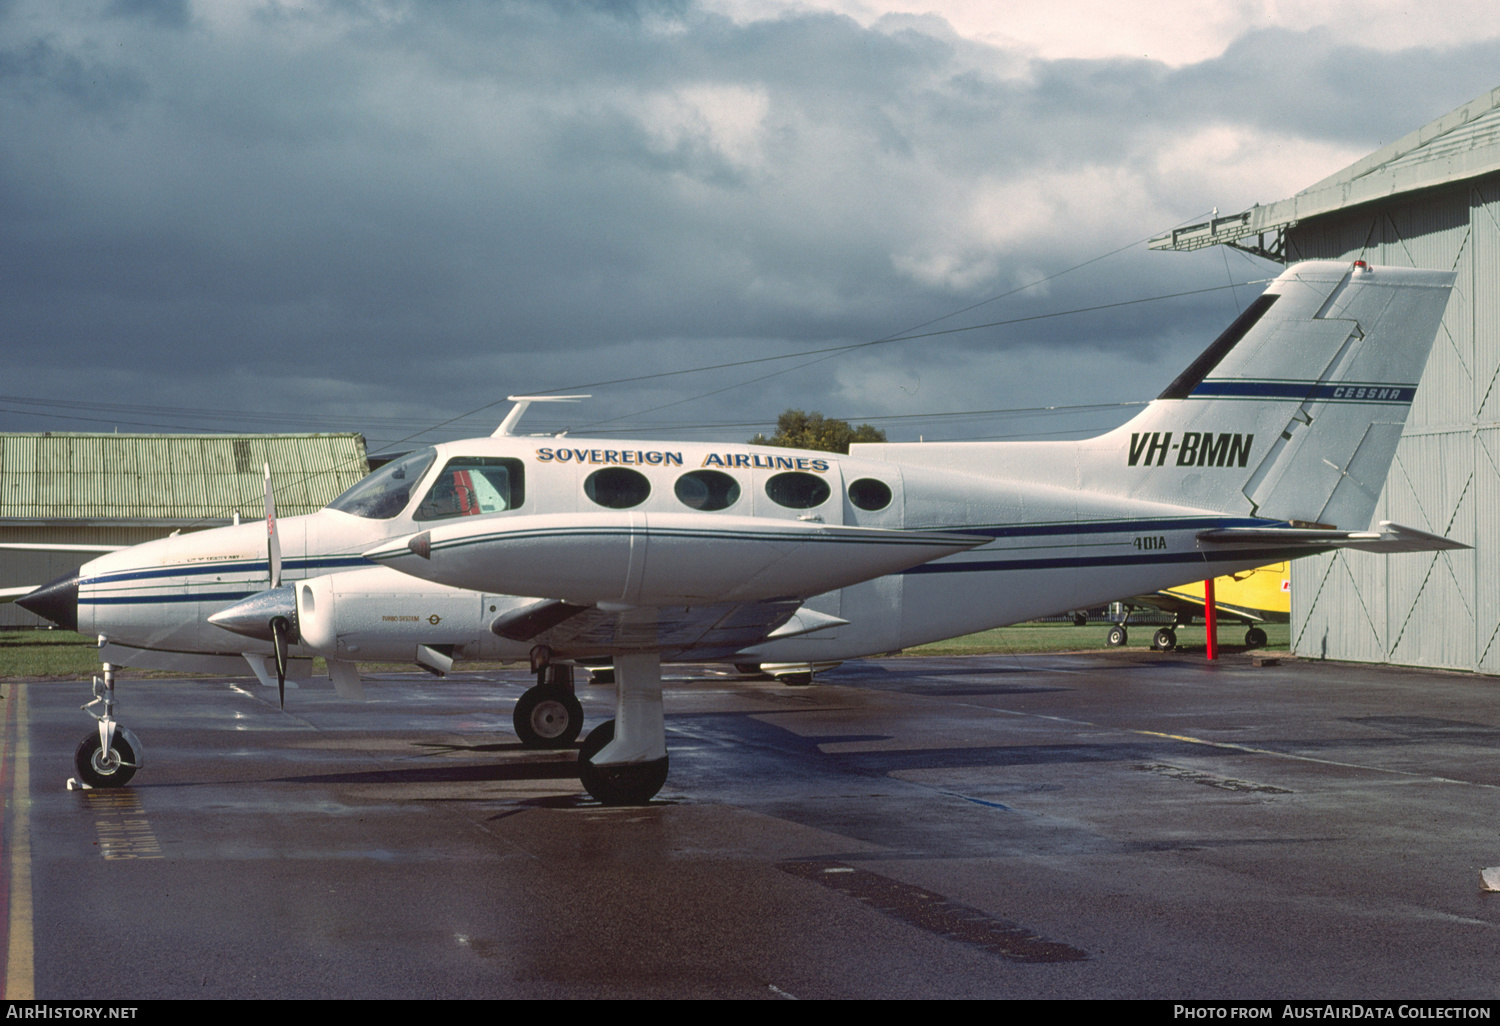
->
xmin=493 ymin=395 xmax=591 ymax=437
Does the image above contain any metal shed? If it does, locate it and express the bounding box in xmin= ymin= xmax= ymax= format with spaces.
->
xmin=1152 ymin=85 xmax=1500 ymax=671
xmin=1 ymin=433 xmax=370 ymax=628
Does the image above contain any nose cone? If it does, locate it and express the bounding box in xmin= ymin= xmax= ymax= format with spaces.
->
xmin=17 ymin=570 xmax=80 ymax=632
xmin=207 ymin=585 xmax=298 ymax=642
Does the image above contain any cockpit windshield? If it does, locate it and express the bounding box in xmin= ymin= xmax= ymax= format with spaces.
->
xmin=325 ymin=448 xmax=438 ymax=520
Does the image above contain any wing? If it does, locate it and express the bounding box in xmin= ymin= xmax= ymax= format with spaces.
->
xmin=489 ymin=597 xmax=847 ymax=661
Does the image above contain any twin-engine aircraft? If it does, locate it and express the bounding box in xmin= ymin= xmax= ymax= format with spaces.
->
xmin=19 ymin=260 xmax=1467 ymax=803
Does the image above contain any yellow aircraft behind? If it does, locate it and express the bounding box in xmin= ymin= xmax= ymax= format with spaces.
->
xmin=1104 ymin=563 xmax=1289 ymax=651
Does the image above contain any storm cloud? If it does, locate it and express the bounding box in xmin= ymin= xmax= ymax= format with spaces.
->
xmin=2 ymin=1 xmax=1495 ymax=448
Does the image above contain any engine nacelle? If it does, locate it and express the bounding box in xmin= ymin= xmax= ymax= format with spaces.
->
xmin=293 ymin=566 xmax=505 ymax=663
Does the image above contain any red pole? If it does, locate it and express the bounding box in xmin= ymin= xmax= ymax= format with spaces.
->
xmin=1204 ymin=576 xmax=1218 ymax=661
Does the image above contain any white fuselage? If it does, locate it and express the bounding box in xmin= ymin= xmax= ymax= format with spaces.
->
xmin=76 ymin=434 xmax=1278 ymax=670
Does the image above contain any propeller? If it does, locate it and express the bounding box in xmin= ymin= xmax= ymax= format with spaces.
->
xmin=270 ymin=615 xmax=290 ymax=710
xmin=264 ymin=463 xmax=286 ymax=709
xmin=264 ymin=463 xmax=281 ymax=589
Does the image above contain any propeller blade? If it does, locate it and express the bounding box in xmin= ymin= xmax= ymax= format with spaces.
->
xmin=270 ymin=616 xmax=289 ymax=710
xmin=264 ymin=463 xmax=281 ymax=589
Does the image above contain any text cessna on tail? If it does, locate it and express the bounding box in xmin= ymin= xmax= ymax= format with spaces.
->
xmin=19 ymin=260 xmax=1466 ymax=803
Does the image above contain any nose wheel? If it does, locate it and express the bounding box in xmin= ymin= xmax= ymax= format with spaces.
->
xmin=72 ymin=662 xmax=144 ymax=789
xmin=73 ymin=730 xmax=139 ymax=789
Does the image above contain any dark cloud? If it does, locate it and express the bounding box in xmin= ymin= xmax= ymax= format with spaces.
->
xmin=0 ymin=1 xmax=1488 ymax=446
xmin=106 ymin=0 xmax=191 ymax=29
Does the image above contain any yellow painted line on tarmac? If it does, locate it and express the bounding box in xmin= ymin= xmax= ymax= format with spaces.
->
xmin=3 ymin=682 xmax=35 ymax=999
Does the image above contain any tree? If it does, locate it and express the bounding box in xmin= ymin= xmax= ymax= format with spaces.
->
xmin=749 ymin=409 xmax=887 ymax=454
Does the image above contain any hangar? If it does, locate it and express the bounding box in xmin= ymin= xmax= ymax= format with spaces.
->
xmin=1153 ymin=84 xmax=1500 ymax=672
xmin=1 ymin=432 xmax=371 ymax=627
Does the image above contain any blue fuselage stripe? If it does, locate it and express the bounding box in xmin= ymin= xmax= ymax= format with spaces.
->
xmin=82 ymin=555 xmax=371 ymax=587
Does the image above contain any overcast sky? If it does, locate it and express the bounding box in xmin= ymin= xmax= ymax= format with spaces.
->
xmin=3 ymin=1 xmax=1497 ymax=452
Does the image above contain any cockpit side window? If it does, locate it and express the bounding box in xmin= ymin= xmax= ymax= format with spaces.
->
xmin=415 ymin=457 xmax=526 ymax=521
xmin=326 ymin=448 xmax=438 ymax=520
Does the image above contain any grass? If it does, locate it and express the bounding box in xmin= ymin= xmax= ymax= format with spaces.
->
xmin=0 ymin=620 xmax=1293 ymax=679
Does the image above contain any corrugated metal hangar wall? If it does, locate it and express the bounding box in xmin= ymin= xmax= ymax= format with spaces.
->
xmin=1151 ymin=85 xmax=1500 ymax=673
xmin=1285 ymin=177 xmax=1499 ymax=670
xmin=1 ymin=433 xmax=371 ymax=628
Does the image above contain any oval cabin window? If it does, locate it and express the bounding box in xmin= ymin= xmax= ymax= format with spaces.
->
xmin=584 ymin=467 xmax=652 ymax=509
xmin=674 ymin=470 xmax=741 ymax=511
xmin=848 ymin=478 xmax=892 ymax=511
xmin=765 ymin=471 xmax=830 ymax=510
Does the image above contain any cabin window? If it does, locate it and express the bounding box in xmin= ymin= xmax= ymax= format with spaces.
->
xmin=414 ymin=457 xmax=526 ymax=521
xmin=765 ymin=471 xmax=830 ymax=510
xmin=326 ymin=448 xmax=438 ymax=520
xmin=848 ymin=478 xmax=892 ymax=511
xmin=674 ymin=470 xmax=741 ymax=511
xmin=584 ymin=467 xmax=651 ymax=509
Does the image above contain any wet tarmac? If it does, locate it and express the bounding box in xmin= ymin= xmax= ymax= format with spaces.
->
xmin=4 ymin=651 xmax=1500 ymax=999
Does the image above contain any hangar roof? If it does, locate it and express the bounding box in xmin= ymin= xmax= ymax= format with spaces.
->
xmin=0 ymin=433 xmax=370 ymax=526
xmin=1152 ymin=84 xmax=1500 ymax=254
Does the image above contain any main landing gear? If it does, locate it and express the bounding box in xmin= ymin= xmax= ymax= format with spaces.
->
xmin=513 ymin=662 xmax=585 ymax=749
xmin=72 ymin=662 xmax=143 ymax=789
xmin=575 ymin=651 xmax=669 ymax=805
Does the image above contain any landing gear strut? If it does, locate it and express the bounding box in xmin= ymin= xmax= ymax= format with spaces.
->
xmin=577 ymin=651 xmax=668 ymax=805
xmin=513 ymin=663 xmax=584 ymax=749
xmin=73 ymin=662 xmax=143 ymax=788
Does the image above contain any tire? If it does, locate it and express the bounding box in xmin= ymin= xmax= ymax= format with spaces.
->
xmin=776 ymin=672 xmax=814 ymax=686
xmin=1152 ymin=628 xmax=1176 ymax=652
xmin=1073 ymin=612 xmax=1088 ymax=627
xmin=734 ymin=663 xmax=762 ymax=675
xmin=513 ymin=686 xmax=584 ymax=749
xmin=588 ymin=668 xmax=615 ymax=686
xmin=1245 ymin=627 xmax=1268 ymax=648
xmin=577 ymin=720 xmax=669 ymax=805
xmin=1107 ymin=625 xmax=1128 ymax=647
xmin=74 ymin=731 xmax=138 ymax=789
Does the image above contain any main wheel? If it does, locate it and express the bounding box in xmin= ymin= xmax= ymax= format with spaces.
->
xmin=74 ymin=731 xmax=138 ymax=789
xmin=1107 ymin=625 xmax=1128 ymax=647
xmin=577 ymin=720 xmax=669 ymax=805
xmin=1245 ymin=626 xmax=1268 ymax=648
xmin=1073 ymin=612 xmax=1088 ymax=627
xmin=513 ymin=686 xmax=584 ymax=749
xmin=776 ymin=671 xmax=814 ymax=686
xmin=1152 ymin=628 xmax=1177 ymax=652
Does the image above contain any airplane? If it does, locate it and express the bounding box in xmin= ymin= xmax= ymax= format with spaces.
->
xmin=18 ymin=259 xmax=1468 ymax=805
xmin=1100 ymin=562 xmax=1289 ymax=651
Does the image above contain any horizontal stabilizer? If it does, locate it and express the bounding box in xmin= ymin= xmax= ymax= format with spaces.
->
xmin=0 ymin=585 xmax=36 ymax=603
xmin=1197 ymin=521 xmax=1468 ymax=554
xmin=0 ymin=542 xmax=125 ymax=553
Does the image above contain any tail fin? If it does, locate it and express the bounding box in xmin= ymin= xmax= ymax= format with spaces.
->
xmin=857 ymin=260 xmax=1455 ymax=530
xmin=1086 ymin=260 xmax=1454 ymax=527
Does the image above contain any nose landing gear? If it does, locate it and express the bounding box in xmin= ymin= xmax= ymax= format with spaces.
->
xmin=71 ymin=662 xmax=143 ymax=789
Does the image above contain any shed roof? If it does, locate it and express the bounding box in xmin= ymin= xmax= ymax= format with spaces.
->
xmin=0 ymin=433 xmax=369 ymax=525
xmin=1152 ymin=84 xmax=1500 ymax=253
